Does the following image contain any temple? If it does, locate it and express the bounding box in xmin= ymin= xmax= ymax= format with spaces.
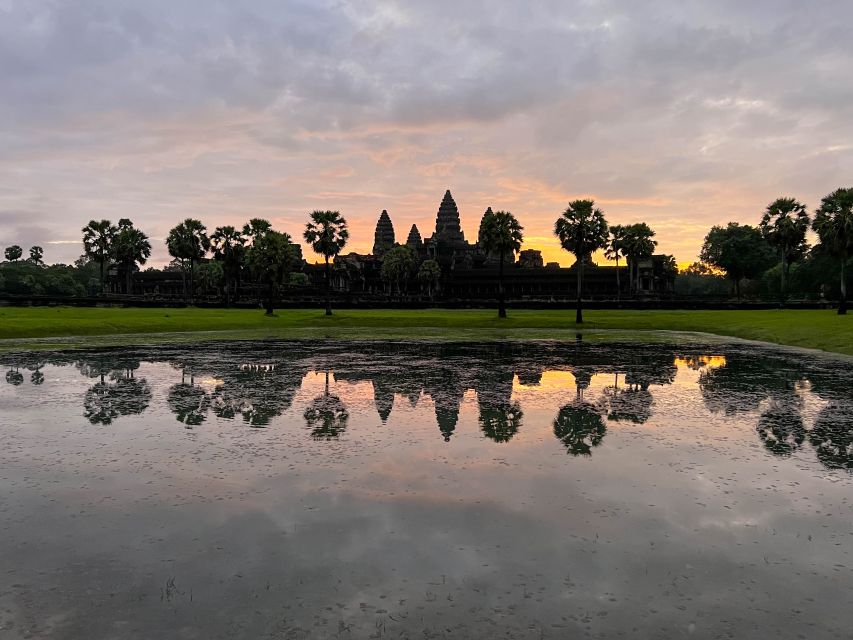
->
xmin=106 ymin=189 xmax=675 ymax=302
xmin=327 ymin=190 xmax=675 ymax=301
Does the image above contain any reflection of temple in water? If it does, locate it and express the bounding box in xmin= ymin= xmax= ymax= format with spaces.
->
xmin=3 ymin=341 xmax=850 ymax=470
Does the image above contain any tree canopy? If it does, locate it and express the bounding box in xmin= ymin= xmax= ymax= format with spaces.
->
xmin=700 ymin=222 xmax=776 ymax=299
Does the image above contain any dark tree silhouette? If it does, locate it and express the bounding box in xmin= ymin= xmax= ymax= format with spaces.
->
xmin=166 ymin=218 xmax=210 ymax=303
xmin=604 ymin=224 xmax=627 ymax=300
xmin=478 ymin=209 xmax=523 ymax=318
xmin=700 ymin=223 xmax=775 ymax=300
xmin=28 ymin=246 xmax=44 ymax=265
xmin=210 ymin=226 xmax=246 ymax=307
xmin=555 ymin=200 xmax=609 ymax=323
xmin=380 ymin=245 xmax=416 ymax=300
xmin=4 ymin=245 xmax=23 ymax=262
xmin=813 ymin=187 xmax=853 ymax=315
xmin=113 ymin=218 xmax=152 ymax=295
xmin=760 ymin=197 xmax=810 ymax=304
xmin=245 ymin=230 xmax=295 ymax=315
xmin=417 ymin=259 xmax=441 ymax=301
xmin=304 ymin=210 xmax=348 ymax=316
xmin=81 ymin=220 xmax=116 ymax=293
xmin=621 ymin=223 xmax=658 ymax=294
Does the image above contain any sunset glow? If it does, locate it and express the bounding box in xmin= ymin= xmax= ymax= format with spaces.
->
xmin=2 ymin=2 xmax=851 ymax=268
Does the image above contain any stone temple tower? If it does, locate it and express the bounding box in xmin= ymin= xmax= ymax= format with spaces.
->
xmin=372 ymin=209 xmax=395 ymax=256
xmin=406 ymin=224 xmax=423 ymax=250
xmin=433 ymin=190 xmax=465 ymax=244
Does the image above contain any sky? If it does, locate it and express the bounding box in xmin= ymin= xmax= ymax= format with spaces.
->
xmin=1 ymin=0 xmax=852 ymax=267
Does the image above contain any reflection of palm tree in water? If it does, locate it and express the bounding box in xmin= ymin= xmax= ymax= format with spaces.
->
xmin=809 ymin=401 xmax=853 ymax=470
xmin=6 ymin=367 xmax=24 ymax=386
xmin=30 ymin=365 xmax=44 ymax=385
xmin=211 ymin=363 xmax=303 ymax=428
xmin=604 ymin=373 xmax=653 ymax=424
xmin=168 ymin=370 xmax=209 ymax=428
xmin=479 ymin=402 xmax=523 ymax=443
xmin=553 ymin=403 xmax=606 ymax=456
xmin=553 ymin=367 xmax=606 ymax=456
xmin=476 ymin=365 xmax=522 ymax=443
xmin=757 ymin=385 xmax=806 ymax=457
xmin=304 ymin=370 xmax=348 ymax=440
xmin=85 ymin=367 xmax=152 ymax=425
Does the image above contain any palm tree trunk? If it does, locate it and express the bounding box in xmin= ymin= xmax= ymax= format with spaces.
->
xmin=576 ymin=254 xmax=583 ymax=324
xmin=839 ymin=256 xmax=848 ymax=315
xmin=780 ymin=258 xmax=787 ymax=306
xmin=615 ymin=255 xmax=621 ymax=301
xmin=735 ymin=278 xmax=741 ymax=301
xmin=125 ymin=264 xmax=132 ymax=296
xmin=324 ymin=255 xmax=332 ymax=316
xmin=498 ymin=252 xmax=506 ymax=318
xmin=99 ymin=259 xmax=105 ymax=295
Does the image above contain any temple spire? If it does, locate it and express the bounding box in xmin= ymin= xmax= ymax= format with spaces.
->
xmin=406 ymin=224 xmax=423 ymax=249
xmin=372 ymin=209 xmax=395 ymax=256
xmin=433 ymin=190 xmax=465 ymax=244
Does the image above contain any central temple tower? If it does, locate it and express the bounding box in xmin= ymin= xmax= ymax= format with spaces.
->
xmin=433 ymin=190 xmax=465 ymax=244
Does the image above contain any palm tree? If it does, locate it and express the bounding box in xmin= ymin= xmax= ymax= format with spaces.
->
xmin=303 ymin=210 xmax=348 ymax=316
xmin=813 ymin=187 xmax=853 ymax=315
xmin=245 ymin=230 xmax=295 ymax=315
xmin=211 ymin=225 xmax=245 ymax=306
xmin=82 ymin=219 xmax=116 ymax=293
xmin=604 ymin=224 xmax=627 ymax=300
xmin=621 ymin=223 xmax=657 ymax=294
xmin=166 ymin=218 xmax=209 ymax=303
xmin=242 ymin=218 xmax=272 ymax=242
xmin=28 ymin=246 xmax=44 ymax=266
xmin=554 ymin=200 xmax=609 ymax=323
xmin=760 ymin=197 xmax=810 ymax=304
xmin=112 ymin=219 xmax=151 ymax=295
xmin=417 ymin=259 xmax=441 ymax=301
xmin=478 ymin=210 xmax=523 ymax=318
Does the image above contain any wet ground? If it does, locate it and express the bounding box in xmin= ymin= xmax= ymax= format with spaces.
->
xmin=0 ymin=339 xmax=851 ymax=639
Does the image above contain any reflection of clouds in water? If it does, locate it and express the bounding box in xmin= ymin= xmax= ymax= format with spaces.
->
xmin=1 ymin=341 xmax=852 ymax=637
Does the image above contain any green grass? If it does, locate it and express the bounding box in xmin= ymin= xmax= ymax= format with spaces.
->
xmin=0 ymin=307 xmax=850 ymax=355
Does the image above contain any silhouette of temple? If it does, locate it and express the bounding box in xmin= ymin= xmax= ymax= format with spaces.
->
xmin=105 ymin=189 xmax=675 ymax=301
xmin=329 ymin=190 xmax=675 ymax=300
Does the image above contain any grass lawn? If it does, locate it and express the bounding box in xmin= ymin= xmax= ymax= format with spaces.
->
xmin=0 ymin=306 xmax=850 ymax=355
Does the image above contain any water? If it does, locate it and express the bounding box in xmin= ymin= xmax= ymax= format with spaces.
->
xmin=1 ymin=340 xmax=851 ymax=639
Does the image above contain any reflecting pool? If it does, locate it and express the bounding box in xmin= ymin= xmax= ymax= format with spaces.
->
xmin=1 ymin=340 xmax=851 ymax=639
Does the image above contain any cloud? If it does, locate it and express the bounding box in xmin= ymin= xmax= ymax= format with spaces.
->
xmin=1 ymin=0 xmax=851 ymax=265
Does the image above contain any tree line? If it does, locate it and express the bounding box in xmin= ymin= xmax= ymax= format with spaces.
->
xmin=1 ymin=188 xmax=850 ymax=317
xmin=697 ymin=188 xmax=852 ymax=314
